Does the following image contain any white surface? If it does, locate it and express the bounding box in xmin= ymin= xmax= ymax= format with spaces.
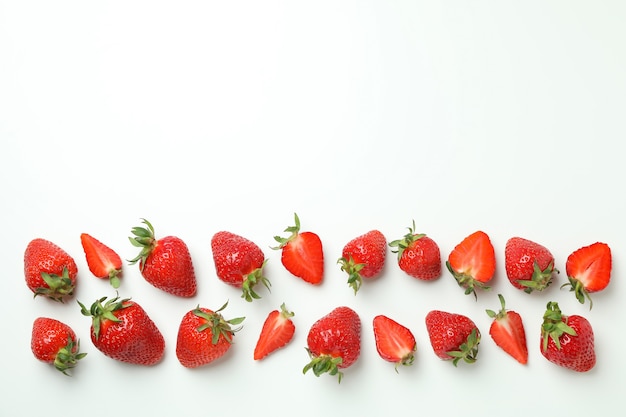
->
xmin=1 ymin=1 xmax=625 ymax=416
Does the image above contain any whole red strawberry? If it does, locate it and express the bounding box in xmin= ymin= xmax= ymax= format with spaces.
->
xmin=24 ymin=238 xmax=78 ymax=302
xmin=540 ymin=301 xmax=595 ymax=372
xmin=372 ymin=315 xmax=416 ymax=371
xmin=562 ymin=242 xmax=612 ymax=309
xmin=486 ymin=294 xmax=528 ymax=364
xmin=211 ymin=231 xmax=269 ymax=302
xmin=505 ymin=237 xmax=558 ymax=293
xmin=128 ymin=219 xmax=197 ymax=297
xmin=176 ymin=301 xmax=245 ymax=368
xmin=389 ymin=221 xmax=441 ymax=280
xmin=446 ymin=230 xmax=496 ymax=299
xmin=254 ymin=303 xmax=296 ymax=360
xmin=303 ymin=306 xmax=361 ymax=383
xmin=31 ymin=317 xmax=86 ymax=375
xmin=272 ymin=213 xmax=324 ymax=285
xmin=425 ymin=310 xmax=480 ymax=366
xmin=80 ymin=233 xmax=123 ymax=289
xmin=78 ymin=295 xmax=165 ymax=366
xmin=338 ymin=230 xmax=387 ymax=294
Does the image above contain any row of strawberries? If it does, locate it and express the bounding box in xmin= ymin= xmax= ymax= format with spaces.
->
xmin=25 ymin=215 xmax=612 ymax=380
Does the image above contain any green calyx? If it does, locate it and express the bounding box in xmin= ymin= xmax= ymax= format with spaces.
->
xmin=516 ymin=260 xmax=558 ymax=294
xmin=389 ymin=220 xmax=425 ymax=260
xmin=560 ymin=277 xmax=593 ymax=310
xmin=193 ymin=301 xmax=245 ymax=345
xmin=541 ymin=301 xmax=577 ymax=352
xmin=485 ymin=293 xmax=508 ymax=320
xmin=241 ymin=260 xmax=270 ymax=302
xmin=302 ymin=349 xmax=344 ymax=383
xmin=35 ymin=267 xmax=75 ymax=302
xmin=128 ymin=218 xmax=157 ymax=271
xmin=54 ymin=336 xmax=87 ymax=376
xmin=447 ymin=328 xmax=480 ymax=367
xmin=446 ymin=261 xmax=490 ymax=301
xmin=271 ymin=213 xmax=301 ymax=250
xmin=337 ymin=256 xmax=365 ymax=295
xmin=78 ymin=294 xmax=126 ymax=340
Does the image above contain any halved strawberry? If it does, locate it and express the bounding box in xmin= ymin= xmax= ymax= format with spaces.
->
xmin=372 ymin=315 xmax=416 ymax=372
xmin=562 ymin=242 xmax=612 ymax=309
xmin=253 ymin=303 xmax=296 ymax=360
xmin=80 ymin=233 xmax=123 ymax=289
xmin=486 ymin=294 xmax=528 ymax=364
xmin=272 ymin=213 xmax=324 ymax=285
xmin=446 ymin=231 xmax=496 ymax=299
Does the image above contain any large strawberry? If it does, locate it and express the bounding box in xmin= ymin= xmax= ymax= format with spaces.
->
xmin=31 ymin=317 xmax=86 ymax=375
xmin=561 ymin=242 xmax=612 ymax=309
xmin=425 ymin=310 xmax=480 ymax=366
xmin=372 ymin=314 xmax=416 ymax=371
xmin=486 ymin=294 xmax=528 ymax=364
xmin=128 ymin=218 xmax=197 ymax=297
xmin=540 ymin=301 xmax=595 ymax=372
xmin=24 ymin=238 xmax=78 ymax=302
xmin=211 ymin=231 xmax=270 ymax=302
xmin=80 ymin=233 xmax=123 ymax=289
xmin=254 ymin=303 xmax=296 ymax=360
xmin=176 ymin=301 xmax=245 ymax=368
xmin=446 ymin=230 xmax=496 ymax=299
xmin=272 ymin=213 xmax=324 ymax=285
xmin=78 ymin=295 xmax=165 ymax=366
xmin=389 ymin=221 xmax=441 ymax=280
xmin=505 ymin=237 xmax=558 ymax=293
xmin=303 ymin=306 xmax=361 ymax=383
xmin=338 ymin=229 xmax=387 ymax=294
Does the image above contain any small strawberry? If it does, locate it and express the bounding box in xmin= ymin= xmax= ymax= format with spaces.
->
xmin=128 ymin=218 xmax=197 ymax=297
xmin=78 ymin=295 xmax=165 ymax=366
xmin=485 ymin=294 xmax=528 ymax=364
xmin=389 ymin=221 xmax=441 ymax=281
xmin=338 ymin=230 xmax=387 ymax=294
xmin=561 ymin=242 xmax=612 ymax=309
xmin=505 ymin=237 xmax=558 ymax=293
xmin=372 ymin=315 xmax=416 ymax=371
xmin=176 ymin=301 xmax=245 ymax=368
xmin=211 ymin=231 xmax=270 ymax=302
xmin=540 ymin=301 xmax=595 ymax=372
xmin=303 ymin=306 xmax=361 ymax=383
xmin=31 ymin=317 xmax=86 ymax=376
xmin=425 ymin=310 xmax=480 ymax=366
xmin=24 ymin=238 xmax=78 ymax=302
xmin=254 ymin=303 xmax=296 ymax=360
xmin=272 ymin=213 xmax=324 ymax=285
xmin=446 ymin=230 xmax=496 ymax=299
xmin=80 ymin=233 xmax=123 ymax=289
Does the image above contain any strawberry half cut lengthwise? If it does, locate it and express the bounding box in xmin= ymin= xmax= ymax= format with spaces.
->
xmin=486 ymin=294 xmax=528 ymax=364
xmin=561 ymin=242 xmax=612 ymax=310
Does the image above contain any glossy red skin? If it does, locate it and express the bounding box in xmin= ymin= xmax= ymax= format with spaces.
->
xmin=211 ymin=231 xmax=265 ymax=287
xmin=342 ymin=230 xmax=387 ymax=279
xmin=31 ymin=317 xmax=78 ymax=363
xmin=399 ymin=236 xmax=441 ymax=280
xmin=425 ymin=310 xmax=479 ymax=360
xmin=140 ymin=236 xmax=196 ymax=297
xmin=505 ymin=237 xmax=555 ymax=290
xmin=24 ymin=238 xmax=78 ymax=294
xmin=91 ymin=301 xmax=165 ymax=366
xmin=307 ymin=306 xmax=361 ymax=369
xmin=176 ymin=307 xmax=235 ymax=368
xmin=541 ymin=315 xmax=595 ymax=372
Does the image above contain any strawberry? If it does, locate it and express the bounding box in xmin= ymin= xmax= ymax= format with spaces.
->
xmin=389 ymin=221 xmax=441 ymax=280
xmin=176 ymin=301 xmax=245 ymax=368
xmin=425 ymin=310 xmax=480 ymax=366
xmin=253 ymin=303 xmax=296 ymax=360
xmin=540 ymin=301 xmax=595 ymax=372
xmin=24 ymin=238 xmax=78 ymax=302
xmin=485 ymin=294 xmax=528 ymax=364
xmin=446 ymin=230 xmax=496 ymax=299
xmin=211 ymin=231 xmax=270 ymax=302
xmin=78 ymin=295 xmax=165 ymax=366
xmin=272 ymin=213 xmax=324 ymax=285
xmin=338 ymin=230 xmax=387 ymax=294
xmin=80 ymin=233 xmax=123 ymax=289
xmin=562 ymin=242 xmax=612 ymax=309
xmin=128 ymin=218 xmax=197 ymax=297
xmin=505 ymin=237 xmax=558 ymax=293
xmin=31 ymin=317 xmax=86 ymax=375
xmin=372 ymin=315 xmax=416 ymax=371
xmin=303 ymin=306 xmax=361 ymax=383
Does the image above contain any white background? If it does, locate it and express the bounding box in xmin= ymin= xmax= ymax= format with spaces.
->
xmin=1 ymin=1 xmax=625 ymax=416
